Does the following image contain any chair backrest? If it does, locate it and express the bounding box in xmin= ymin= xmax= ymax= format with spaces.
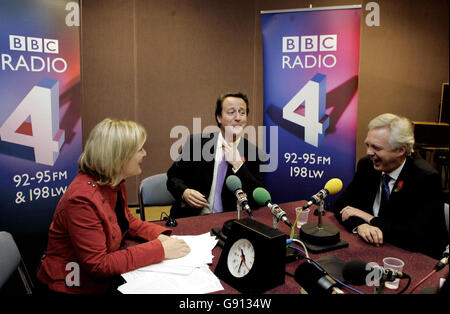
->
xmin=138 ymin=173 xmax=175 ymax=221
xmin=0 ymin=231 xmax=33 ymax=294
xmin=0 ymin=231 xmax=20 ymax=288
xmin=445 ymin=203 xmax=449 ymax=234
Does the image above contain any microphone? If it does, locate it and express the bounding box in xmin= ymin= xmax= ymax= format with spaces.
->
xmin=294 ymin=261 xmax=344 ymax=294
xmin=297 ymin=178 xmax=346 ymax=251
xmin=342 ymin=260 xmax=407 ymax=286
xmin=225 ymin=175 xmax=253 ymax=218
xmin=252 ymin=187 xmax=292 ymax=228
xmin=342 ymin=260 xmax=371 ymax=285
xmin=303 ymin=178 xmax=343 ymax=209
xmin=435 ymin=245 xmax=449 ymax=271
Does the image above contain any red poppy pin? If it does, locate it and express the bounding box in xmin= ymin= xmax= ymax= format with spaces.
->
xmin=393 ymin=180 xmax=404 ymax=193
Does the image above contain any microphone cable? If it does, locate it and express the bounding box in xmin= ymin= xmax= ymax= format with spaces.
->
xmin=408 ymin=269 xmax=436 ymax=294
xmin=408 ymin=249 xmax=448 ymax=294
xmin=289 ymin=207 xmax=304 ymax=239
xmin=287 ymin=238 xmax=310 ymax=260
xmin=396 ymin=273 xmax=411 ymax=294
xmin=160 ymin=211 xmax=177 ymax=227
xmin=286 ymin=239 xmax=364 ymax=294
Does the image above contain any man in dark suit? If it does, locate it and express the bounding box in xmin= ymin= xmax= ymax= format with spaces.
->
xmin=167 ymin=92 xmax=265 ymax=218
xmin=334 ymin=113 xmax=448 ymax=259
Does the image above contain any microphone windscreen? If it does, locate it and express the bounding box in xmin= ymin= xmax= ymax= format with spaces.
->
xmin=225 ymin=175 xmax=242 ymax=192
xmin=324 ymin=178 xmax=343 ymax=195
xmin=342 ymin=260 xmax=369 ymax=286
xmin=252 ymin=187 xmax=271 ymax=206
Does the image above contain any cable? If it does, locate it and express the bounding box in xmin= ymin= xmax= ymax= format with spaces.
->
xmin=397 ymin=273 xmax=411 ymax=294
xmin=408 ymin=269 xmax=437 ymax=294
xmin=290 ymin=206 xmax=304 ymax=239
xmin=288 ymin=238 xmax=310 ymax=259
xmin=288 ymin=245 xmax=364 ymax=294
xmin=160 ymin=211 xmax=170 ymax=220
xmin=285 ymin=272 xmax=295 ymax=278
xmin=408 ymin=254 xmax=448 ymax=294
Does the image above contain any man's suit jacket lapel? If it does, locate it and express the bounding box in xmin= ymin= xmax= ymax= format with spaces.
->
xmin=386 ymin=157 xmax=410 ymax=211
xmin=197 ymin=133 xmax=218 ymax=191
xmin=366 ymin=163 xmax=381 ymax=215
xmin=200 ymin=132 xmax=218 ymax=162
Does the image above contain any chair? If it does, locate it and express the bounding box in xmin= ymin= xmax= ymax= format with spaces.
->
xmin=445 ymin=203 xmax=449 ymax=235
xmin=0 ymin=231 xmax=34 ymax=294
xmin=138 ymin=173 xmax=175 ymax=221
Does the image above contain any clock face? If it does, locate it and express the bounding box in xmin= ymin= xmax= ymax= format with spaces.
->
xmin=227 ymin=238 xmax=255 ymax=278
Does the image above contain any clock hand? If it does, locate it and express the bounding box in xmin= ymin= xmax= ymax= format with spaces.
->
xmin=240 ymin=254 xmax=250 ymax=270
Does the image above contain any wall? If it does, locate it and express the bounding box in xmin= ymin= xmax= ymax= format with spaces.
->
xmin=81 ymin=0 xmax=449 ymax=204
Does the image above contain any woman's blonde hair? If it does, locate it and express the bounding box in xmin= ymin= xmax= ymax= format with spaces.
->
xmin=368 ymin=113 xmax=415 ymax=156
xmin=78 ymin=118 xmax=147 ymax=186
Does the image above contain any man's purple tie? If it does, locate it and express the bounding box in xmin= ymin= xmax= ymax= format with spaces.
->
xmin=212 ymin=157 xmax=228 ymax=213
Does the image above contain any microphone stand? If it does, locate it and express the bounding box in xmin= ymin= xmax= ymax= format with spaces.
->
xmin=317 ymin=199 xmax=324 ymax=229
xmin=272 ymin=216 xmax=279 ymax=229
xmin=297 ymin=199 xmax=348 ymax=253
xmin=236 ymin=202 xmax=242 ymax=220
xmin=375 ymin=278 xmax=386 ymax=294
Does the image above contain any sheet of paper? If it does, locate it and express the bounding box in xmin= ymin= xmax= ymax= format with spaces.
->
xmin=137 ymin=232 xmax=218 ymax=269
xmin=120 ymin=232 xmax=222 ymax=294
xmin=119 ymin=266 xmax=223 ymax=294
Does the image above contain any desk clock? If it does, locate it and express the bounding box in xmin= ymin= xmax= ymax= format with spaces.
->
xmin=214 ymin=218 xmax=286 ymax=294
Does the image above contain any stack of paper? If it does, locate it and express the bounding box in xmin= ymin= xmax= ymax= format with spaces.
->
xmin=118 ymin=232 xmax=223 ymax=294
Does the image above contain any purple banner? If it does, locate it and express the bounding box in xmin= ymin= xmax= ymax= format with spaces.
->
xmin=261 ymin=6 xmax=361 ymax=206
xmin=0 ymin=0 xmax=82 ymax=235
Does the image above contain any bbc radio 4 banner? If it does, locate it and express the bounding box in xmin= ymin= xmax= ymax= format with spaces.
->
xmin=261 ymin=6 xmax=361 ymax=206
xmin=0 ymin=0 xmax=81 ymax=235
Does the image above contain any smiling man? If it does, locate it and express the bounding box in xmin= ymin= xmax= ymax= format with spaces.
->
xmin=167 ymin=92 xmax=265 ymax=218
xmin=334 ymin=113 xmax=447 ymax=259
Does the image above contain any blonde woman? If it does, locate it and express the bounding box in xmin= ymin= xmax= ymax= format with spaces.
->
xmin=37 ymin=118 xmax=190 ymax=294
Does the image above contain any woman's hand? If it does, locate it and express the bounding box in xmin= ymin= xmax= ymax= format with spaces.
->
xmin=160 ymin=237 xmax=191 ymax=259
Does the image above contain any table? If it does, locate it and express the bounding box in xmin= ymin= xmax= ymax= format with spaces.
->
xmin=155 ymin=200 xmax=448 ymax=295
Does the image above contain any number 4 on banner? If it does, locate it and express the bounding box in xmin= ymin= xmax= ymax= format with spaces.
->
xmin=0 ymin=78 xmax=65 ymax=166
xmin=282 ymin=73 xmax=329 ymax=147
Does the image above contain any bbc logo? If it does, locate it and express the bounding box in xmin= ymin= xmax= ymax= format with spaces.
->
xmin=9 ymin=35 xmax=59 ymax=54
xmin=282 ymin=35 xmax=337 ymax=53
